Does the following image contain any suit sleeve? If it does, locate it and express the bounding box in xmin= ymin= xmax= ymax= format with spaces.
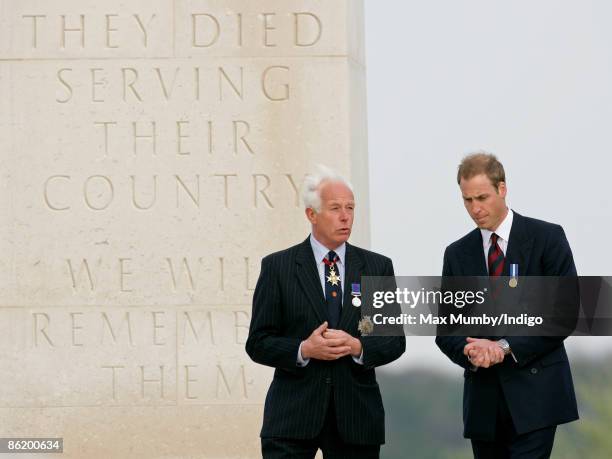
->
xmin=358 ymin=259 xmax=406 ymax=370
xmin=506 ymin=225 xmax=578 ymax=367
xmin=435 ymin=246 xmax=472 ymax=370
xmin=245 ymin=256 xmax=304 ymax=373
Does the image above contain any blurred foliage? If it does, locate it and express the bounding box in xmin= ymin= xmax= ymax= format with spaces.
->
xmin=377 ymin=356 xmax=612 ymax=459
xmin=551 ymin=358 xmax=612 ymax=459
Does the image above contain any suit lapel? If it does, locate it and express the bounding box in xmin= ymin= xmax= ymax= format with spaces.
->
xmin=462 ymin=229 xmax=488 ymax=276
xmin=504 ymin=212 xmax=534 ymax=276
xmin=295 ymin=238 xmax=328 ymax=324
xmin=339 ymin=243 xmax=365 ymax=330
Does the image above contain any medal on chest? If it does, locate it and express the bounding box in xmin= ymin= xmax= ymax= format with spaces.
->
xmin=509 ymin=263 xmax=519 ymax=288
xmin=351 ymin=283 xmax=362 ymax=307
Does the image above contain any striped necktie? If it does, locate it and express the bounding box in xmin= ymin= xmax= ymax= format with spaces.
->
xmin=488 ymin=233 xmax=505 ymax=277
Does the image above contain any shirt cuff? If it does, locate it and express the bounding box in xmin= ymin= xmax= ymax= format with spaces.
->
xmin=352 ymin=350 xmax=364 ymax=365
xmin=297 ymin=341 xmax=310 ymax=367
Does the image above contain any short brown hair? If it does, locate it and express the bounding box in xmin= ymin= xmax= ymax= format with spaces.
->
xmin=457 ymin=152 xmax=506 ymax=188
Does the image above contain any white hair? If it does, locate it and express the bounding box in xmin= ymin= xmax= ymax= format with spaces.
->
xmin=302 ymin=165 xmax=354 ymax=212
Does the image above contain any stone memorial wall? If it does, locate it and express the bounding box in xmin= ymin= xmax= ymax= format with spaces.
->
xmin=0 ymin=1 xmax=368 ymax=457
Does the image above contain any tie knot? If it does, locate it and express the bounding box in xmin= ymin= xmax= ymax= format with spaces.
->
xmin=490 ymin=233 xmax=499 ymax=245
xmin=326 ymin=251 xmax=338 ymax=263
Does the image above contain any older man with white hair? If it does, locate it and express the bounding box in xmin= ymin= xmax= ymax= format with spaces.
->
xmin=246 ymin=166 xmax=405 ymax=459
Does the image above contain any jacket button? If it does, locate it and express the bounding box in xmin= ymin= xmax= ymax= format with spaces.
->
xmin=530 ymin=368 xmax=538 ymax=375
xmin=324 ymin=377 xmax=332 ymax=384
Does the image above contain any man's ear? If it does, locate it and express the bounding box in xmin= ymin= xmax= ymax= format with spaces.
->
xmin=305 ymin=207 xmax=317 ymax=224
xmin=497 ymin=182 xmax=507 ymax=198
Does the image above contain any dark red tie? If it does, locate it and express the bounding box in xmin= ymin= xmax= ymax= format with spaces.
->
xmin=488 ymin=233 xmax=505 ymax=277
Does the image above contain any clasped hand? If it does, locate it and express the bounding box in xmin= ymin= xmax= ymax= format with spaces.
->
xmin=301 ymin=322 xmax=362 ymax=361
xmin=463 ymin=337 xmax=505 ymax=368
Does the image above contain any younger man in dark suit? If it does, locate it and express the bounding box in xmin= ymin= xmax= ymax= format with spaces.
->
xmin=246 ymin=167 xmax=405 ymax=459
xmin=436 ymin=152 xmax=579 ymax=459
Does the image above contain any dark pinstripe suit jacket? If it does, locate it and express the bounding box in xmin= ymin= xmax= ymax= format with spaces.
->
xmin=246 ymin=237 xmax=406 ymax=445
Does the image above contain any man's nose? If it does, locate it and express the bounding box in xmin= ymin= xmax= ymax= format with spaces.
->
xmin=339 ymin=209 xmax=349 ymax=221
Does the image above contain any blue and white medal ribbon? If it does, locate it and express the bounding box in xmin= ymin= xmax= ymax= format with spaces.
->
xmin=351 ymin=283 xmax=362 ymax=307
xmin=509 ymin=264 xmax=519 ymax=288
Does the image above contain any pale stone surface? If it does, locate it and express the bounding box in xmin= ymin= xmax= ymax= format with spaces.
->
xmin=0 ymin=1 xmax=368 ymax=457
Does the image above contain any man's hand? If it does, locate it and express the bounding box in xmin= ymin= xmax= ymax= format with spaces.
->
xmin=301 ymin=322 xmax=352 ymax=360
xmin=323 ymin=329 xmax=362 ymax=357
xmin=464 ymin=337 xmax=505 ymax=368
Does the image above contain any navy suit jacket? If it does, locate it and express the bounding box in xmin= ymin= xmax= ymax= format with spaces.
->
xmin=246 ymin=238 xmax=406 ymax=445
xmin=436 ymin=212 xmax=579 ymax=440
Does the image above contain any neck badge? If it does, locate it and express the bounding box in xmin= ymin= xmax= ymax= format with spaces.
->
xmin=323 ymin=256 xmax=340 ymax=286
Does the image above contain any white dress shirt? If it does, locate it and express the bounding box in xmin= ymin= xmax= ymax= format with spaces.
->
xmin=480 ymin=209 xmax=513 ymax=270
xmin=297 ymin=234 xmax=363 ymax=366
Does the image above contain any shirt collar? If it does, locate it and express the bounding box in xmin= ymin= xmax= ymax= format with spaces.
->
xmin=480 ymin=209 xmax=513 ymax=246
xmin=309 ymin=234 xmax=346 ymax=265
